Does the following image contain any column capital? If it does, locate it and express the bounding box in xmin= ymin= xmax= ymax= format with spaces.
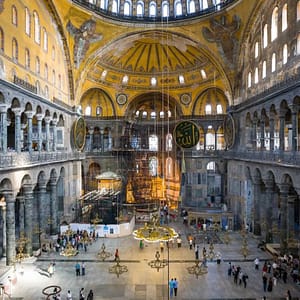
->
xmin=12 ymin=107 xmax=22 ymax=116
xmin=252 ymin=175 xmax=262 ymax=185
xmin=0 ymin=104 xmax=8 ymax=113
xmin=263 ymin=178 xmax=274 ymax=191
xmin=1 ymin=190 xmax=15 ymax=203
xmin=44 ymin=116 xmax=52 ymax=124
xmin=279 ymin=183 xmax=290 ymax=195
xmin=22 ymin=183 xmax=33 ymax=195
xmin=52 ymin=119 xmax=58 ymax=126
xmin=36 ymin=113 xmax=44 ymax=121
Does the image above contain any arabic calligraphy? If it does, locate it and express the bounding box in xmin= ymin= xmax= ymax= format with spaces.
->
xmin=174 ymin=121 xmax=200 ymax=148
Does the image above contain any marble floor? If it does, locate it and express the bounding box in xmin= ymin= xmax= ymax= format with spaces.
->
xmin=1 ymin=218 xmax=300 ymax=300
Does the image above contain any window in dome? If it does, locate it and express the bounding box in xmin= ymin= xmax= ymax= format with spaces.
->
xmin=12 ymin=5 xmax=17 ymax=26
xmin=142 ymin=111 xmax=147 ymax=118
xmin=135 ymin=110 xmax=140 ymax=117
xmin=166 ymin=157 xmax=173 ymax=178
xmin=151 ymin=77 xmax=157 ymax=86
xmin=175 ymin=0 xmax=182 ymax=17
xmin=85 ymin=106 xmax=91 ymax=116
xmin=216 ymin=104 xmax=223 ymax=114
xmin=254 ymin=67 xmax=258 ymax=84
xmin=43 ymin=28 xmax=48 ymax=52
xmin=162 ymin=1 xmax=169 ymax=17
xmin=179 ymin=75 xmax=184 ymax=84
xmin=124 ymin=1 xmax=131 ymax=16
xmin=149 ymin=2 xmax=157 ymax=17
xmin=160 ymin=111 xmax=165 ymax=118
xmin=263 ymin=24 xmax=268 ymax=48
xmin=254 ymin=42 xmax=259 ymax=58
xmin=283 ymin=44 xmax=288 ymax=65
xmin=149 ymin=136 xmax=158 ymax=151
xmin=298 ymin=1 xmax=300 ymax=21
xmin=137 ymin=1 xmax=144 ymax=16
xmin=12 ymin=38 xmax=18 ymax=61
xmin=96 ymin=106 xmax=102 ymax=116
xmin=150 ymin=111 xmax=156 ymax=119
xmin=122 ymin=75 xmax=129 ymax=84
xmin=112 ymin=0 xmax=118 ymax=13
xmin=205 ymin=104 xmax=212 ymax=115
xmin=271 ymin=7 xmax=278 ymax=42
xmin=200 ymin=0 xmax=208 ymax=10
xmin=35 ymin=56 xmax=40 ymax=74
xmin=188 ymin=0 xmax=195 ymax=14
xmin=33 ymin=11 xmax=40 ymax=44
xmin=167 ymin=110 xmax=172 ymax=118
xmin=101 ymin=70 xmax=107 ymax=79
xmin=247 ymin=72 xmax=251 ymax=88
xmin=262 ymin=61 xmax=266 ymax=79
xmin=25 ymin=7 xmax=30 ymax=36
xmin=149 ymin=156 xmax=158 ymax=175
xmin=271 ymin=53 xmax=276 ymax=72
xmin=200 ymin=69 xmax=207 ymax=79
xmin=282 ymin=3 xmax=288 ymax=32
xmin=44 ymin=63 xmax=48 ymax=80
xmin=166 ymin=133 xmax=172 ymax=151
xmin=25 ymin=48 xmax=30 ymax=69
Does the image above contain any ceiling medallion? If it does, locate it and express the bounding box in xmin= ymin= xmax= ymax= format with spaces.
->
xmin=180 ymin=93 xmax=191 ymax=106
xmin=116 ymin=94 xmax=127 ymax=105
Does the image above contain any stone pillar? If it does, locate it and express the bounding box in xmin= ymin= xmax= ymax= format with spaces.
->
xmin=2 ymin=191 xmax=16 ymax=266
xmin=279 ymin=111 xmax=286 ymax=152
xmin=0 ymin=105 xmax=7 ymax=153
xmin=279 ymin=183 xmax=289 ymax=252
xmin=264 ymin=179 xmax=274 ymax=242
xmin=36 ymin=114 xmax=44 ymax=152
xmin=88 ymin=128 xmax=94 ymax=151
xmin=49 ymin=176 xmax=58 ymax=235
xmin=38 ymin=181 xmax=48 ymax=235
xmin=269 ymin=114 xmax=275 ymax=151
xmin=17 ymin=196 xmax=25 ymax=234
xmin=100 ymin=128 xmax=104 ymax=152
xmin=23 ymin=184 xmax=33 ymax=255
xmin=252 ymin=120 xmax=257 ymax=149
xmin=12 ymin=108 xmax=21 ymax=153
xmin=214 ymin=130 xmax=217 ymax=151
xmin=287 ymin=195 xmax=296 ymax=242
xmin=44 ymin=117 xmax=51 ymax=152
xmin=25 ymin=111 xmax=34 ymax=153
xmin=52 ymin=119 xmax=58 ymax=152
xmin=0 ymin=202 xmax=7 ymax=257
xmin=291 ymin=107 xmax=298 ymax=152
xmin=203 ymin=129 xmax=207 ymax=150
xmin=252 ymin=176 xmax=262 ymax=236
xmin=260 ymin=119 xmax=265 ymax=150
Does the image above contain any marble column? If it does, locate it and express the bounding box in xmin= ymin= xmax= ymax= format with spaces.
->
xmin=291 ymin=107 xmax=298 ymax=152
xmin=36 ymin=114 xmax=44 ymax=152
xmin=25 ymin=111 xmax=34 ymax=153
xmin=269 ymin=115 xmax=275 ymax=151
xmin=252 ymin=121 xmax=257 ymax=149
xmin=0 ymin=105 xmax=7 ymax=153
xmin=17 ymin=196 xmax=25 ymax=234
xmin=38 ymin=181 xmax=48 ymax=235
xmin=279 ymin=183 xmax=289 ymax=252
xmin=23 ymin=184 xmax=33 ymax=255
xmin=260 ymin=119 xmax=265 ymax=150
xmin=287 ymin=195 xmax=296 ymax=242
xmin=264 ymin=179 xmax=274 ymax=242
xmin=253 ymin=176 xmax=262 ymax=236
xmin=0 ymin=202 xmax=7 ymax=257
xmin=12 ymin=108 xmax=21 ymax=153
xmin=100 ymin=128 xmax=104 ymax=152
xmin=89 ymin=128 xmax=94 ymax=151
xmin=49 ymin=177 xmax=58 ymax=235
xmin=52 ymin=119 xmax=58 ymax=152
xmin=2 ymin=190 xmax=16 ymax=266
xmin=214 ymin=130 xmax=217 ymax=151
xmin=279 ymin=111 xmax=286 ymax=152
xmin=44 ymin=117 xmax=51 ymax=152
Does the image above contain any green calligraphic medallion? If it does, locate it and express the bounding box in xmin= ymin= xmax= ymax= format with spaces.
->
xmin=174 ymin=121 xmax=200 ymax=148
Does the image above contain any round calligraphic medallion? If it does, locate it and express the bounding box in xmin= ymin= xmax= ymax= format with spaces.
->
xmin=224 ymin=113 xmax=235 ymax=149
xmin=116 ymin=94 xmax=127 ymax=105
xmin=73 ymin=117 xmax=86 ymax=151
xmin=180 ymin=93 xmax=191 ymax=105
xmin=174 ymin=121 xmax=200 ymax=148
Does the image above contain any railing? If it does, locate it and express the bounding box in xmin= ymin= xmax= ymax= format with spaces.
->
xmin=0 ymin=151 xmax=85 ymax=169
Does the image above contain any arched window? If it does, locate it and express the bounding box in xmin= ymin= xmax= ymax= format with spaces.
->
xmin=149 ymin=1 xmax=156 ymax=17
xmin=112 ymin=0 xmax=118 ymax=13
xmin=142 ymin=111 xmax=147 ymax=118
xmin=200 ymin=69 xmax=207 ymax=79
xmin=188 ymin=0 xmax=195 ymax=14
xmin=160 ymin=111 xmax=165 ymax=118
xmin=33 ymin=11 xmax=40 ymax=44
xmin=150 ymin=111 xmax=156 ymax=119
xmin=206 ymin=126 xmax=215 ymax=150
xmin=149 ymin=156 xmax=158 ymax=176
xmin=124 ymin=1 xmax=131 ymax=16
xmin=162 ymin=1 xmax=169 ymax=17
xmin=254 ymin=67 xmax=258 ymax=84
xmin=0 ymin=28 xmax=4 ymax=52
xmin=122 ymin=75 xmax=129 ymax=84
xmin=175 ymin=0 xmax=182 ymax=16
xmin=25 ymin=48 xmax=30 ymax=69
xmin=271 ymin=7 xmax=278 ymax=42
xmin=12 ymin=38 xmax=18 ymax=61
xmin=297 ymin=1 xmax=300 ymax=21
xmin=43 ymin=28 xmax=48 ymax=52
xmin=12 ymin=5 xmax=18 ymax=26
xmin=85 ymin=106 xmax=91 ymax=116
xmin=100 ymin=0 xmax=106 ymax=9
xmin=179 ymin=75 xmax=184 ymax=84
xmin=254 ymin=42 xmax=259 ymax=58
xmin=52 ymin=46 xmax=55 ymax=61
xmin=262 ymin=60 xmax=266 ymax=78
xmin=52 ymin=69 xmax=55 ymax=85
xmin=45 ymin=85 xmax=49 ymax=98
xmin=149 ymin=134 xmax=158 ymax=151
xmin=263 ymin=24 xmax=268 ymax=48
xmin=205 ymin=104 xmax=212 ymax=115
xmin=283 ymin=44 xmax=288 ymax=64
xmin=200 ymin=0 xmax=208 ymax=10
xmin=36 ymin=80 xmax=41 ymax=95
xmin=282 ymin=3 xmax=288 ymax=32
xmin=166 ymin=157 xmax=173 ymax=178
xmin=137 ymin=1 xmax=144 ymax=16
xmin=151 ymin=77 xmax=157 ymax=86
xmin=58 ymin=74 xmax=61 ymax=89
xmin=44 ymin=63 xmax=48 ymax=80
xmin=35 ymin=56 xmax=40 ymax=74
xmin=207 ymin=161 xmax=215 ymax=171
xmin=25 ymin=7 xmax=30 ymax=35
xmin=216 ymin=104 xmax=223 ymax=114
xmin=271 ymin=52 xmax=276 ymax=72
xmin=247 ymin=72 xmax=251 ymax=88
xmin=166 ymin=133 xmax=172 ymax=151
xmin=96 ymin=106 xmax=102 ymax=116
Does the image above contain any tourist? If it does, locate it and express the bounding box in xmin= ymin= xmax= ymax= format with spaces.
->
xmin=75 ymin=262 xmax=80 ymax=276
xmin=87 ymin=289 xmax=94 ymax=300
xmin=67 ymin=290 xmax=73 ymax=300
xmin=81 ymin=262 xmax=85 ymax=276
xmin=114 ymin=248 xmax=119 ymax=261
xmin=173 ymin=278 xmax=178 ymax=296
